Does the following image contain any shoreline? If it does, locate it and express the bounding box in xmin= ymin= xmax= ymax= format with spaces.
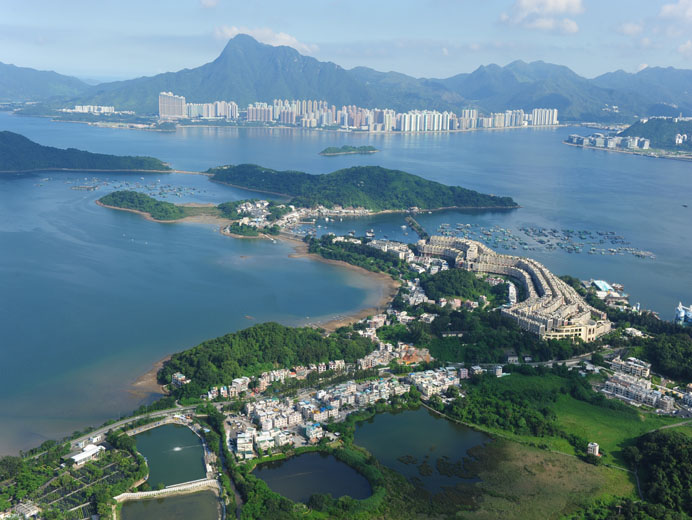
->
xmin=128 ymin=355 xmax=170 ymax=401
xmin=95 ymin=200 xmax=233 ymax=226
xmin=0 ymin=167 xmax=174 ymax=174
xmin=563 ymin=141 xmax=692 ymax=162
xmin=281 ymin=234 xmax=401 ymax=332
xmin=319 ymin=150 xmax=379 ymax=157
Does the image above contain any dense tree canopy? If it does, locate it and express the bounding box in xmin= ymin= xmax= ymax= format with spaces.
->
xmin=158 ymin=322 xmax=376 ymax=392
xmin=0 ymin=131 xmax=169 ymax=172
xmin=208 ymin=164 xmax=517 ymax=210
xmin=99 ymin=191 xmax=185 ymax=220
xmin=420 ymin=268 xmax=508 ymax=304
xmin=632 ymin=431 xmax=692 ymax=514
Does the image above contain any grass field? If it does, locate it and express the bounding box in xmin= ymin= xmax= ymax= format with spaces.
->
xmin=552 ymin=394 xmax=686 ymax=466
xmin=457 ymin=440 xmax=636 ymax=520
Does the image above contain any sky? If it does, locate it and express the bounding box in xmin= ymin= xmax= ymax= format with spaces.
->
xmin=1 ymin=0 xmax=691 ymax=82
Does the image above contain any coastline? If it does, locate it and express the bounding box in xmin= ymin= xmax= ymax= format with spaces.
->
xmin=95 ymin=200 xmax=232 ymax=226
xmin=281 ymin=234 xmax=401 ymax=332
xmin=319 ymin=150 xmax=379 ymax=156
xmin=128 ymin=355 xmax=170 ymax=400
xmin=0 ymin=167 xmax=174 ymax=175
xmin=563 ymin=140 xmax=692 ymax=162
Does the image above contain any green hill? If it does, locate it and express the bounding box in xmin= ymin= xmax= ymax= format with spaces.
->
xmin=98 ymin=191 xmax=184 ymax=220
xmin=619 ymin=118 xmax=692 ymax=151
xmin=0 ymin=62 xmax=89 ymax=102
xmin=208 ymin=163 xmax=517 ymax=210
xmin=0 ymin=131 xmax=170 ymax=172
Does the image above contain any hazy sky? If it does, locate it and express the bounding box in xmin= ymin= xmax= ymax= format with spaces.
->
xmin=2 ymin=0 xmax=691 ymax=81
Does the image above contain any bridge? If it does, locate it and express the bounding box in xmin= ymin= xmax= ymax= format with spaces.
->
xmin=113 ymin=478 xmax=220 ymax=503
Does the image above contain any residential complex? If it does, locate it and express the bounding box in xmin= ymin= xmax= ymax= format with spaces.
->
xmin=566 ymin=133 xmax=650 ymax=150
xmin=231 ymin=377 xmax=410 ymax=460
xmin=610 ymin=356 xmax=651 ymax=379
xmin=419 ymin=236 xmax=612 ymax=342
xmin=602 ymin=373 xmax=675 ymax=412
xmin=158 ymin=91 xmax=558 ymax=132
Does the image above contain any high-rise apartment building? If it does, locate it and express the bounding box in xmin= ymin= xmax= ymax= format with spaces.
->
xmin=158 ymin=92 xmax=186 ymax=119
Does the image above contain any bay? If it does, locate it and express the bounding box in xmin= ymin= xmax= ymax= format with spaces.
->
xmin=1 ymin=111 xmax=690 ymax=453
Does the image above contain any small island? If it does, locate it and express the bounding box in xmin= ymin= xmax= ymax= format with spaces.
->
xmin=319 ymin=145 xmax=379 ymax=156
xmin=0 ymin=131 xmax=171 ymax=173
xmin=98 ymin=164 xmax=518 ymax=240
xmin=207 ymin=164 xmax=518 ymax=211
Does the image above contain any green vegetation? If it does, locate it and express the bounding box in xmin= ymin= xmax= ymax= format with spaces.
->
xmin=553 ymin=393 xmax=682 ymax=466
xmin=562 ymin=275 xmax=692 ymax=382
xmin=433 ymin=367 xmax=684 ymax=468
xmin=158 ymin=322 xmax=376 ymax=398
xmin=319 ymin=145 xmax=378 ymax=156
xmin=208 ymin=164 xmax=517 ymax=210
xmin=225 ymin=222 xmax=260 ymax=236
xmin=619 ymin=118 xmax=692 ymax=152
xmin=565 ymin=498 xmax=688 ymax=520
xmin=0 ymin=131 xmax=169 ymax=172
xmin=306 ymin=235 xmax=411 ymax=279
xmin=419 ymin=269 xmax=508 ymax=305
xmin=99 ymin=191 xmax=185 ymax=220
xmin=628 ymin=430 xmax=692 ymax=515
xmin=0 ymin=435 xmax=145 ymax=519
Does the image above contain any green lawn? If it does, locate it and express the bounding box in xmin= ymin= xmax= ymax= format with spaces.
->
xmin=552 ymin=394 xmax=685 ymax=466
xmin=457 ymin=440 xmax=636 ymax=520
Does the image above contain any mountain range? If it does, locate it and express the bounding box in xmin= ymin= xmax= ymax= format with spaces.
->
xmin=2 ymin=34 xmax=692 ymax=121
xmin=0 ymin=62 xmax=90 ymax=102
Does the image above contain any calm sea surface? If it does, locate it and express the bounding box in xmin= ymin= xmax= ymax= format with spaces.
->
xmin=1 ymin=112 xmax=690 ymax=453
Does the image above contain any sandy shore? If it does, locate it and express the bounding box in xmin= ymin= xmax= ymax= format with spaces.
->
xmin=128 ymin=355 xmax=170 ymax=400
xmin=96 ymin=200 xmax=233 ymax=226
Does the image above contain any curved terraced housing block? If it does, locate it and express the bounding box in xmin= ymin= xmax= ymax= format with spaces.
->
xmin=419 ymin=236 xmax=611 ymax=342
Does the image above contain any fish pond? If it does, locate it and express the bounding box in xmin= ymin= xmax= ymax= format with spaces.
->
xmin=120 ymin=490 xmax=220 ymax=520
xmin=135 ymin=424 xmax=206 ymax=487
xmin=253 ymin=451 xmax=372 ymax=503
xmin=354 ymin=407 xmax=489 ymax=492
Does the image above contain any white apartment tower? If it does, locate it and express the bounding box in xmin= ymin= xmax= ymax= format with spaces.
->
xmin=158 ymin=92 xmax=186 ymax=119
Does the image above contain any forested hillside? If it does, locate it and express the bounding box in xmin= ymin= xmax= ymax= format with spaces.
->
xmin=209 ymin=164 xmax=517 ymax=210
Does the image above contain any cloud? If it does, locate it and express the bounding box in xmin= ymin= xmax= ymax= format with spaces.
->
xmin=637 ymin=63 xmax=648 ymax=72
xmin=441 ymin=47 xmax=449 ymax=56
xmin=617 ymin=22 xmax=643 ymax=36
xmin=502 ymin=0 xmax=582 ymax=33
xmin=200 ymin=0 xmax=219 ymax=7
xmin=679 ymin=39 xmax=692 ymax=58
xmin=214 ymin=26 xmax=318 ymax=54
xmin=514 ymin=0 xmax=584 ymax=19
xmin=660 ymin=0 xmax=692 ymax=21
xmin=524 ymin=17 xmax=578 ymax=33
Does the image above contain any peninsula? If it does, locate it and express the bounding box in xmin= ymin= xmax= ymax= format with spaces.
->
xmin=0 ymin=131 xmax=171 ymax=173
xmin=98 ymin=165 xmax=518 ymax=239
xmin=319 ymin=145 xmax=378 ymax=156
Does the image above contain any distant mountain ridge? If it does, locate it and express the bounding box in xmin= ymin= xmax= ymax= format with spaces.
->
xmin=0 ymin=62 xmax=90 ymax=102
xmin=3 ymin=35 xmax=692 ymax=121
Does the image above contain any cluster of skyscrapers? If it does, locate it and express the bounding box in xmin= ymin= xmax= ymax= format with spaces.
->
xmin=158 ymin=91 xmax=558 ymax=132
xmin=158 ymin=92 xmax=238 ymax=120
